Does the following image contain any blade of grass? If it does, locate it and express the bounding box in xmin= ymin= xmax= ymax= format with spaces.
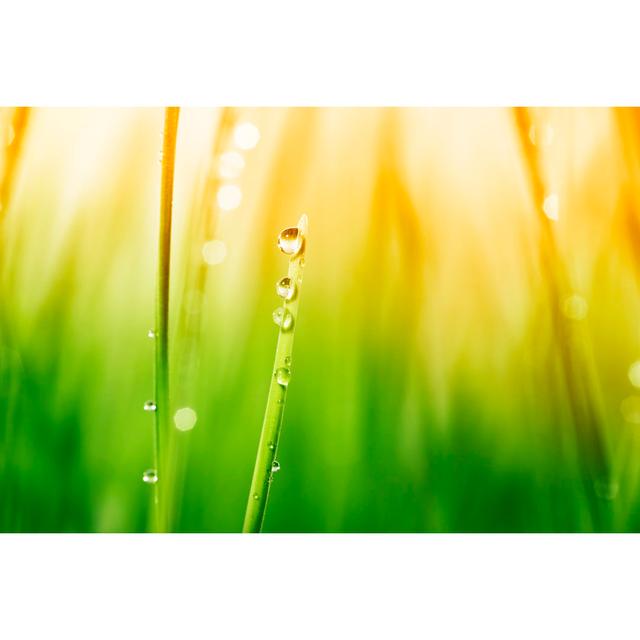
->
xmin=243 ymin=214 xmax=308 ymax=533
xmin=151 ymin=106 xmax=180 ymax=533
xmin=512 ymin=107 xmax=610 ymax=530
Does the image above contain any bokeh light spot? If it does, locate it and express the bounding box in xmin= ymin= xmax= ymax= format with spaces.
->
xmin=202 ymin=239 xmax=227 ymax=265
xmin=218 ymin=150 xmax=245 ymax=179
xmin=174 ymin=407 xmax=197 ymax=432
xmin=233 ymin=122 xmax=260 ymax=150
xmin=216 ymin=184 xmax=242 ymax=211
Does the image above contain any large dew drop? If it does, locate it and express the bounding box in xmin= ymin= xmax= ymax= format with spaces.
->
xmin=275 ymin=367 xmax=291 ymax=386
xmin=272 ymin=307 xmax=293 ymax=331
xmin=142 ymin=469 xmax=158 ymax=484
xmin=143 ymin=401 xmax=157 ymax=412
xmin=271 ymin=461 xmax=281 ymax=473
xmin=278 ymin=227 xmax=303 ymax=256
xmin=276 ymin=276 xmax=296 ymax=301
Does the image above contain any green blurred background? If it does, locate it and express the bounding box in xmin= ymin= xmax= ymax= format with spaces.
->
xmin=2 ymin=106 xmax=640 ymax=532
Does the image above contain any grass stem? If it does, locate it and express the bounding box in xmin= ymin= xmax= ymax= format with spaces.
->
xmin=152 ymin=106 xmax=180 ymax=532
xmin=243 ymin=214 xmax=308 ymax=533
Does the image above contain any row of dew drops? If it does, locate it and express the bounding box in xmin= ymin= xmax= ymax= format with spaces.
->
xmin=262 ymin=221 xmax=308 ymax=485
xmin=141 ymin=222 xmax=304 ymax=486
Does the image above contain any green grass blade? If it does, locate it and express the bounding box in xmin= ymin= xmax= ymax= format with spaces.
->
xmin=151 ymin=106 xmax=180 ymax=532
xmin=243 ymin=214 xmax=308 ymax=533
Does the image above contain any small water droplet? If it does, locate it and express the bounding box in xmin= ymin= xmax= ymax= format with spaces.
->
xmin=272 ymin=307 xmax=293 ymax=331
xmin=276 ymin=276 xmax=296 ymax=300
xmin=142 ymin=469 xmax=158 ymax=484
xmin=268 ymin=442 xmax=275 ymax=451
xmin=278 ymin=227 xmax=303 ymax=256
xmin=276 ymin=367 xmax=291 ymax=386
xmin=253 ymin=493 xmax=260 ymax=500
xmin=143 ymin=401 xmax=157 ymax=412
xmin=284 ymin=356 xmax=291 ymax=366
xmin=148 ymin=329 xmax=157 ymax=339
xmin=271 ymin=461 xmax=281 ymax=473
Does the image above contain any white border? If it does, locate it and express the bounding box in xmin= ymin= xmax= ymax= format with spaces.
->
xmin=2 ymin=0 xmax=640 ymax=104
xmin=0 ymin=534 xmax=637 ymax=639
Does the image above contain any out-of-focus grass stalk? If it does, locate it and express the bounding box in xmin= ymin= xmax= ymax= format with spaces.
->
xmin=0 ymin=107 xmax=31 ymax=222
xmin=243 ymin=214 xmax=308 ymax=533
xmin=175 ymin=108 xmax=237 ymax=393
xmin=0 ymin=108 xmax=31 ymax=523
xmin=152 ymin=107 xmax=180 ymax=533
xmin=513 ymin=107 xmax=610 ymax=529
xmin=165 ymin=108 xmax=236 ymax=528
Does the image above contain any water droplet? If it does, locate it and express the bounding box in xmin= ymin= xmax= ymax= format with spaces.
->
xmin=148 ymin=329 xmax=157 ymax=339
xmin=143 ymin=401 xmax=157 ymax=412
xmin=284 ymin=356 xmax=291 ymax=366
xmin=271 ymin=461 xmax=281 ymax=473
xmin=278 ymin=227 xmax=303 ymax=256
xmin=142 ymin=469 xmax=158 ymax=484
xmin=202 ymin=239 xmax=227 ymax=265
xmin=276 ymin=367 xmax=291 ymax=386
xmin=174 ymin=407 xmax=197 ymax=431
xmin=253 ymin=493 xmax=260 ymax=500
xmin=217 ymin=184 xmax=242 ymax=211
xmin=543 ymin=194 xmax=559 ymax=221
xmin=268 ymin=442 xmax=275 ymax=451
xmin=218 ymin=150 xmax=245 ymax=179
xmin=563 ymin=294 xmax=588 ymax=321
xmin=276 ymin=276 xmax=296 ymax=300
xmin=272 ymin=307 xmax=293 ymax=331
xmin=233 ymin=122 xmax=261 ymax=150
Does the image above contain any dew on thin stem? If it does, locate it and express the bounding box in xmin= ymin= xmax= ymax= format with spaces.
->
xmin=276 ymin=276 xmax=296 ymax=300
xmin=148 ymin=329 xmax=157 ymax=339
xmin=276 ymin=367 xmax=291 ymax=386
xmin=278 ymin=227 xmax=303 ymax=256
xmin=142 ymin=469 xmax=158 ymax=484
xmin=143 ymin=400 xmax=157 ymax=412
xmin=271 ymin=461 xmax=281 ymax=473
xmin=273 ymin=307 xmax=293 ymax=330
